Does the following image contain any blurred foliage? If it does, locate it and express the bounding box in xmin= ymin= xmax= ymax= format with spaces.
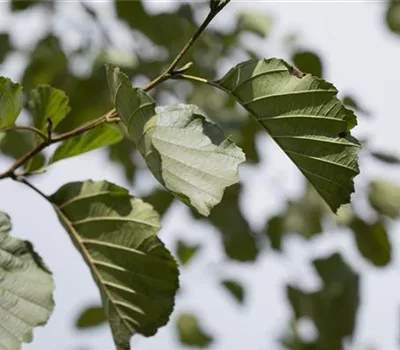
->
xmin=386 ymin=0 xmax=400 ymax=36
xmin=75 ymin=306 xmax=107 ymax=329
xmin=292 ymin=50 xmax=323 ymax=77
xmin=176 ymin=240 xmax=201 ymax=266
xmin=350 ymin=217 xmax=391 ymax=267
xmin=176 ymin=313 xmax=213 ymax=348
xmin=286 ymin=253 xmax=359 ymax=350
xmin=1 ymin=0 xmax=400 ymax=348
xmin=221 ymin=279 xmax=245 ymax=304
xmin=368 ymin=178 xmax=400 ymax=218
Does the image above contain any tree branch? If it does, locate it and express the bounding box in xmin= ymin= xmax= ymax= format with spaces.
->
xmin=143 ymin=1 xmax=230 ymax=92
xmin=0 ymin=109 xmax=119 ymax=180
xmin=0 ymin=125 xmax=48 ymax=141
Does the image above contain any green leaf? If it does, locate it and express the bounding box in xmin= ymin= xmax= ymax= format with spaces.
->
xmin=108 ymin=138 xmax=137 ymax=184
xmin=221 ymin=279 xmax=245 ymax=304
xmin=75 ymin=305 xmax=107 ymax=329
xmin=10 ymin=0 xmax=53 ymax=11
xmin=368 ymin=179 xmax=400 ymax=218
xmin=265 ymin=215 xmax=284 ymax=251
xmin=28 ymin=85 xmax=70 ymax=132
xmin=0 ymin=211 xmax=55 ymax=350
xmin=217 ymin=58 xmax=360 ymax=212
xmin=350 ymin=217 xmax=391 ymax=267
xmin=143 ymin=189 xmax=174 ymax=218
xmin=49 ymin=180 xmax=179 ymax=350
xmin=50 ymin=124 xmax=123 ymax=164
xmin=0 ymin=130 xmax=46 ymax=172
xmin=194 ymin=184 xmax=259 ymax=261
xmin=287 ymin=253 xmax=359 ymax=350
xmin=386 ymin=0 xmax=400 ymax=36
xmin=0 ymin=77 xmax=23 ymax=128
xmin=0 ymin=33 xmax=11 ymax=64
xmin=107 ymin=65 xmax=245 ymax=216
xmin=370 ymin=151 xmax=400 ymax=164
xmin=292 ymin=51 xmax=323 ymax=77
xmin=237 ymin=11 xmax=273 ymax=37
xmin=176 ymin=240 xmax=200 ymax=266
xmin=176 ymin=313 xmax=213 ymax=348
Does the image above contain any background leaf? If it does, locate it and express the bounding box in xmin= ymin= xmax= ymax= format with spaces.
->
xmin=176 ymin=313 xmax=213 ymax=348
xmin=28 ymin=85 xmax=70 ymax=131
xmin=386 ymin=0 xmax=400 ymax=36
xmin=50 ymin=180 xmax=179 ymax=350
xmin=0 ymin=211 xmax=55 ymax=350
xmin=350 ymin=217 xmax=391 ymax=267
xmin=217 ymin=58 xmax=360 ymax=212
xmin=0 ymin=77 xmax=23 ymax=128
xmin=221 ymin=279 xmax=245 ymax=304
xmin=287 ymin=253 xmax=359 ymax=350
xmin=176 ymin=240 xmax=201 ymax=266
xmin=75 ymin=305 xmax=107 ymax=329
xmin=0 ymin=33 xmax=11 ymax=64
xmin=292 ymin=50 xmax=323 ymax=77
xmin=237 ymin=11 xmax=272 ymax=37
xmin=368 ymin=178 xmax=400 ymax=218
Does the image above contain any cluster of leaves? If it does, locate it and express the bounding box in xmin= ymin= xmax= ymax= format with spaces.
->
xmin=0 ymin=0 xmax=400 ymax=349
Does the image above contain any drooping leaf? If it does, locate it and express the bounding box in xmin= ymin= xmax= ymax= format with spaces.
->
xmin=75 ymin=305 xmax=107 ymax=329
xmin=0 ymin=77 xmax=23 ymax=128
xmin=176 ymin=313 xmax=213 ymax=348
xmin=0 ymin=211 xmax=55 ymax=350
xmin=28 ymin=85 xmax=70 ymax=132
xmin=350 ymin=217 xmax=391 ymax=267
xmin=217 ymin=58 xmax=360 ymax=212
xmin=176 ymin=240 xmax=201 ymax=266
xmin=107 ymin=65 xmax=245 ymax=216
xmin=368 ymin=178 xmax=400 ymax=218
xmin=50 ymin=180 xmax=179 ymax=350
xmin=0 ymin=33 xmax=11 ymax=64
xmin=370 ymin=151 xmax=400 ymax=164
xmin=287 ymin=253 xmax=359 ymax=350
xmin=50 ymin=124 xmax=123 ymax=164
xmin=221 ymin=279 xmax=245 ymax=304
xmin=292 ymin=50 xmax=323 ymax=77
xmin=237 ymin=10 xmax=273 ymax=37
xmin=386 ymin=0 xmax=400 ymax=36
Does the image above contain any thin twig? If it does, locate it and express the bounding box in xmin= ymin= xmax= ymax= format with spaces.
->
xmin=15 ymin=176 xmax=48 ymax=200
xmin=0 ymin=110 xmax=119 ymax=180
xmin=0 ymin=125 xmax=48 ymax=141
xmin=143 ymin=2 xmax=229 ymax=92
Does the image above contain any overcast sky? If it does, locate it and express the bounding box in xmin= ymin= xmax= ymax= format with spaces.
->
xmin=1 ymin=1 xmax=400 ymax=350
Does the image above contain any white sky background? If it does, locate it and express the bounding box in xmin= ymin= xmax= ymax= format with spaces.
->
xmin=1 ymin=1 xmax=400 ymax=349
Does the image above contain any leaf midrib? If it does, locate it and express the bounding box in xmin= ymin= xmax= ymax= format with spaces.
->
xmin=52 ymin=203 xmax=133 ymax=334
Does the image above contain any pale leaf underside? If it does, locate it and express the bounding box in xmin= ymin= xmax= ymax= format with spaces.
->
xmin=0 ymin=211 xmax=54 ymax=350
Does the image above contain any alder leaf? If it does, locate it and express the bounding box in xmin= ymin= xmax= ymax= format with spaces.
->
xmin=50 ymin=180 xmax=179 ymax=350
xmin=217 ymin=58 xmax=360 ymax=212
xmin=28 ymin=85 xmax=70 ymax=132
xmin=0 ymin=211 xmax=55 ymax=350
xmin=50 ymin=124 xmax=123 ymax=164
xmin=106 ymin=65 xmax=245 ymax=216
